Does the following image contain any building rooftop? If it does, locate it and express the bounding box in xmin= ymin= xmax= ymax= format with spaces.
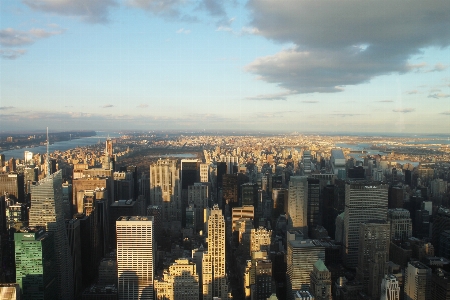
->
xmin=331 ymin=149 xmax=345 ymax=159
xmin=117 ymin=216 xmax=153 ymax=222
xmin=314 ymin=259 xmax=328 ymax=272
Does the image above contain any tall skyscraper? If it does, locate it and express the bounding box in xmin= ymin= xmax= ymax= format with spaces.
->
xmin=286 ymin=239 xmax=325 ymax=298
xmin=116 ymin=216 xmax=154 ymax=300
xmin=307 ymin=178 xmax=321 ymax=234
xmin=287 ymin=176 xmax=308 ymax=234
xmin=302 ymin=150 xmax=312 ymax=174
xmin=150 ymin=159 xmax=181 ymax=223
xmin=432 ymin=207 xmax=450 ymax=256
xmin=356 ymin=221 xmax=390 ymax=299
xmin=404 ymin=261 xmax=431 ymax=300
xmin=28 ymin=170 xmax=74 ymax=300
xmin=15 ymin=228 xmax=57 ymax=300
xmin=202 ymin=205 xmax=232 ymax=300
xmin=343 ymin=181 xmax=388 ymax=268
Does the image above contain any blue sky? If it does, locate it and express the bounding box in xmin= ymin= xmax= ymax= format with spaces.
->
xmin=1 ymin=0 xmax=449 ymax=134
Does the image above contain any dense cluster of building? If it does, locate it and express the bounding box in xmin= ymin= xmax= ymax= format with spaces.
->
xmin=0 ymin=133 xmax=449 ymax=300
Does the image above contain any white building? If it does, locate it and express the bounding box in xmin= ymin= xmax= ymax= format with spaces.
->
xmin=116 ymin=216 xmax=154 ymax=300
xmin=380 ymin=274 xmax=400 ymax=300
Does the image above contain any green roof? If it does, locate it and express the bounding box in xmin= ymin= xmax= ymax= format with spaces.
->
xmin=314 ymin=259 xmax=328 ymax=272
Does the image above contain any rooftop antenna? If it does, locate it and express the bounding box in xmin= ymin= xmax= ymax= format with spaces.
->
xmin=46 ymin=127 xmax=50 ymax=178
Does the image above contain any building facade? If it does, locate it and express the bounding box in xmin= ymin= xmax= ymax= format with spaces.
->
xmin=343 ymin=181 xmax=388 ymax=268
xmin=116 ymin=216 xmax=154 ymax=300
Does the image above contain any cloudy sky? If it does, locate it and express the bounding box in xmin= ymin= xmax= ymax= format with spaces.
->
xmin=1 ymin=0 xmax=449 ymax=134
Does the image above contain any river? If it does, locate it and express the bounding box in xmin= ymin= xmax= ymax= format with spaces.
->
xmin=1 ymin=132 xmax=121 ymax=160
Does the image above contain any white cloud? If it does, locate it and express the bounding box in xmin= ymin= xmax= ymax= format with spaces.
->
xmin=0 ymin=49 xmax=27 ymax=59
xmin=176 ymin=28 xmax=191 ymax=34
xmin=428 ymin=93 xmax=450 ymax=99
xmin=23 ymin=0 xmax=117 ymax=23
xmin=245 ymin=90 xmax=296 ymax=101
xmin=245 ymin=0 xmax=450 ymax=94
xmin=393 ymin=108 xmax=415 ymax=113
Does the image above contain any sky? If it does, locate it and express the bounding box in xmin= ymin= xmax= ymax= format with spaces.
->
xmin=1 ymin=0 xmax=450 ymax=134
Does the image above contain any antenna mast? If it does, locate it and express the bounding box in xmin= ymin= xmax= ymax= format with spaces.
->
xmin=46 ymin=127 xmax=50 ymax=177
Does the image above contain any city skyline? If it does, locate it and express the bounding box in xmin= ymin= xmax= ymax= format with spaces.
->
xmin=1 ymin=0 xmax=450 ymax=133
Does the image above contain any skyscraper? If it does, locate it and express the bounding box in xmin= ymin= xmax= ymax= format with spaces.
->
xmin=15 ymin=228 xmax=57 ymax=300
xmin=356 ymin=221 xmax=390 ymax=299
xmin=150 ymin=159 xmax=181 ymax=223
xmin=343 ymin=181 xmax=388 ymax=268
xmin=202 ymin=205 xmax=231 ymax=300
xmin=116 ymin=216 xmax=154 ymax=300
xmin=287 ymin=176 xmax=308 ymax=234
xmin=432 ymin=207 xmax=450 ymax=256
xmin=404 ymin=261 xmax=431 ymax=300
xmin=287 ymin=239 xmax=325 ymax=298
xmin=28 ymin=170 xmax=74 ymax=299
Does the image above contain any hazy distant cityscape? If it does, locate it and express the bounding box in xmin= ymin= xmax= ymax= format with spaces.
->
xmin=0 ymin=130 xmax=449 ymax=299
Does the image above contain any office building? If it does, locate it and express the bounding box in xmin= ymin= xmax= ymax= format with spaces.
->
xmin=380 ymin=274 xmax=400 ymax=300
xmin=404 ymin=261 xmax=431 ymax=300
xmin=302 ymin=151 xmax=312 ymax=174
xmin=356 ymin=221 xmax=390 ymax=298
xmin=202 ymin=205 xmax=231 ymax=300
xmin=272 ymin=188 xmax=288 ymax=220
xmin=433 ymin=207 xmax=450 ymax=256
xmin=116 ymin=216 xmax=154 ymax=300
xmin=81 ymin=284 xmax=118 ymax=300
xmin=15 ymin=228 xmax=57 ymax=300
xmin=232 ymin=205 xmax=254 ymax=232
xmin=309 ymin=259 xmax=332 ymax=300
xmin=388 ymin=208 xmax=412 ymax=241
xmin=343 ymin=181 xmax=388 ymax=268
xmin=150 ymin=159 xmax=181 ymax=223
xmin=307 ymin=178 xmax=320 ymax=234
xmin=0 ymin=173 xmax=25 ymax=202
xmin=431 ymin=268 xmax=450 ymax=300
xmin=287 ymin=239 xmax=325 ymax=298
xmin=200 ymin=163 xmax=209 ymax=182
xmin=188 ymin=183 xmax=209 ymax=231
xmin=28 ymin=170 xmax=74 ymax=300
xmin=0 ymin=284 xmax=20 ymax=300
xmin=250 ymin=226 xmax=271 ymax=254
xmin=330 ymin=149 xmax=346 ymax=176
xmin=154 ymin=259 xmax=199 ymax=300
xmin=241 ymin=182 xmax=258 ymax=207
xmin=287 ymin=176 xmax=308 ymax=233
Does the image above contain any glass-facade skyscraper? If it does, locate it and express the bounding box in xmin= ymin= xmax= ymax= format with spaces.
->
xmin=28 ymin=170 xmax=74 ymax=299
xmin=15 ymin=228 xmax=57 ymax=300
